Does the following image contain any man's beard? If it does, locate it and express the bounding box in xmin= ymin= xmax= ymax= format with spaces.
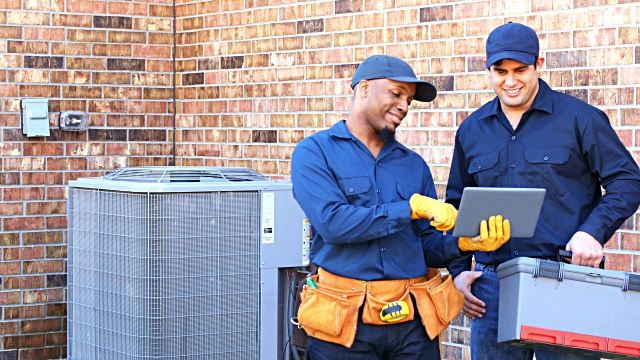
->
xmin=379 ymin=126 xmax=396 ymax=143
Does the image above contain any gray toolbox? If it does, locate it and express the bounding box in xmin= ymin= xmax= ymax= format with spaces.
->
xmin=497 ymin=256 xmax=640 ymax=358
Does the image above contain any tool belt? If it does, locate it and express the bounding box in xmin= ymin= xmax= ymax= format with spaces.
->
xmin=297 ymin=267 xmax=464 ymax=348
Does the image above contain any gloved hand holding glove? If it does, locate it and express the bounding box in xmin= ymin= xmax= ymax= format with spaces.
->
xmin=458 ymin=215 xmax=510 ymax=252
xmin=409 ymin=194 xmax=458 ymax=231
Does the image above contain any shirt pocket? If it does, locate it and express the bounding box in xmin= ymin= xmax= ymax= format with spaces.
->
xmin=524 ymin=147 xmax=571 ymax=197
xmin=468 ymin=151 xmax=499 ymax=174
xmin=467 ymin=151 xmax=500 ymax=185
xmin=396 ymin=182 xmax=415 ymax=200
xmin=338 ymin=176 xmax=372 ymax=205
xmin=524 ymin=147 xmax=569 ymax=165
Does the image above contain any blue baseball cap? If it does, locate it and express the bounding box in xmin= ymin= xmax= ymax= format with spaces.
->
xmin=351 ymin=55 xmax=437 ymax=102
xmin=486 ymin=22 xmax=539 ymax=69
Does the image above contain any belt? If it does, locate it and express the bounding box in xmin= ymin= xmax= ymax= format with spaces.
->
xmin=477 ymin=262 xmax=499 ymax=271
xmin=317 ymin=267 xmax=438 ymax=293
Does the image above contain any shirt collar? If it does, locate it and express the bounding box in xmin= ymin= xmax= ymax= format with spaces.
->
xmin=329 ymin=120 xmax=409 ymax=154
xmin=328 ymin=120 xmax=353 ymax=139
xmin=477 ymin=79 xmax=554 ymax=120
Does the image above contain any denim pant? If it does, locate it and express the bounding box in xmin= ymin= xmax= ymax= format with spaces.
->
xmin=308 ymin=306 xmax=440 ymax=360
xmin=471 ymin=263 xmax=601 ymax=360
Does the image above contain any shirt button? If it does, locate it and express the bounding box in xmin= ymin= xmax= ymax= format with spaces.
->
xmin=514 ymin=251 xmax=519 ymax=256
xmin=543 ymin=156 xmax=549 ymax=161
xmin=348 ymin=188 xmax=353 ymax=192
xmin=376 ymin=189 xmax=381 ymax=193
xmin=510 ymin=164 xmax=516 ymax=168
xmin=511 ymin=135 xmax=516 ymax=140
xmin=477 ymin=164 xmax=482 ymax=169
xmin=381 ymin=248 xmax=386 ymax=252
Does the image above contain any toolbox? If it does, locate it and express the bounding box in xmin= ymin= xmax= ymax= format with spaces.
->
xmin=497 ymin=256 xmax=640 ymax=358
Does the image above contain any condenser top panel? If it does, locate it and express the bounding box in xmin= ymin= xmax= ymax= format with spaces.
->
xmin=68 ymin=167 xmax=292 ymax=193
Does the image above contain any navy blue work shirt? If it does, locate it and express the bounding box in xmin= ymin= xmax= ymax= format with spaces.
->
xmin=446 ymin=79 xmax=640 ymax=277
xmin=291 ymin=120 xmax=461 ymax=281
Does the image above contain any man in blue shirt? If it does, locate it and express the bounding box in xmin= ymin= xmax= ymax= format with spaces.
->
xmin=292 ymin=55 xmax=511 ymax=359
xmin=447 ymin=23 xmax=640 ymax=360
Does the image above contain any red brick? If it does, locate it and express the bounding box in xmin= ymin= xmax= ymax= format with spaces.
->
xmin=46 ymin=187 xmax=67 ymax=200
xmin=46 ymin=246 xmax=66 ymax=259
xmin=0 ymin=203 xmax=22 ymax=216
xmin=0 ymin=234 xmax=20 ymax=246
xmin=46 ymin=332 xmax=66 ymax=346
xmin=0 ymin=291 xmax=20 ymax=305
xmin=46 ymin=303 xmax=66 ymax=317
xmin=621 ymin=233 xmax=640 ymax=251
xmin=67 ymin=29 xmax=106 ymax=42
xmin=26 ymin=202 xmax=66 ymax=215
xmin=604 ymin=252 xmax=632 ymax=272
xmin=4 ymin=217 xmax=46 ymax=231
xmin=3 ymin=247 xmax=45 ymax=261
xmin=46 ymin=216 xmax=67 ymax=229
xmin=21 ymin=172 xmax=63 ymax=185
xmin=23 ymin=288 xmax=65 ymax=305
xmin=3 ymin=305 xmax=47 ymax=320
xmin=0 ymin=143 xmax=22 ymax=156
xmin=67 ymin=0 xmax=106 ymax=13
xmin=46 ymin=157 xmax=87 ymax=170
xmin=22 ymin=232 xmax=63 ymax=245
xmin=0 ymin=322 xmax=18 ymax=335
xmin=3 ymin=187 xmax=45 ymax=201
xmin=3 ymin=276 xmax=46 ymax=289
xmin=7 ymin=334 xmax=46 ymax=349
xmin=23 ymin=143 xmax=64 ymax=156
xmin=23 ymin=260 xmax=64 ymax=274
xmin=52 ymin=14 xmax=92 ymax=27
xmin=21 ymin=319 xmax=62 ymax=333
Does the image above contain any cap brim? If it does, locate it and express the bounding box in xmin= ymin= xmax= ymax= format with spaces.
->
xmin=486 ymin=51 xmax=536 ymax=69
xmin=389 ymin=76 xmax=437 ymax=102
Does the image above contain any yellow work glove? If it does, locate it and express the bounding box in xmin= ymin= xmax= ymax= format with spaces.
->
xmin=458 ymin=215 xmax=511 ymax=252
xmin=409 ymin=194 xmax=457 ymax=231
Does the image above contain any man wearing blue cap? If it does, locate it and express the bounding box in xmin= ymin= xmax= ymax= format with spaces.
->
xmin=447 ymin=22 xmax=640 ymax=360
xmin=291 ymin=54 xmax=511 ymax=359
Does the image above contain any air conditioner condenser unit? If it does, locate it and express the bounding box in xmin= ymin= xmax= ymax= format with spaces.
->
xmin=67 ymin=167 xmax=308 ymax=359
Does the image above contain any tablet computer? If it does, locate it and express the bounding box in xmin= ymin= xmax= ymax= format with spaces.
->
xmin=452 ymin=187 xmax=546 ymax=238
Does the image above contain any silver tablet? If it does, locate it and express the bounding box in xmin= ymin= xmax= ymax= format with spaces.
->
xmin=452 ymin=187 xmax=546 ymax=238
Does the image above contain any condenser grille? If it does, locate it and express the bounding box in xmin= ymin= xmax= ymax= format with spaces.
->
xmin=68 ymin=188 xmax=261 ymax=359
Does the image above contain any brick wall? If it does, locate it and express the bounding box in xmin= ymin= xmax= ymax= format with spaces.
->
xmin=174 ymin=1 xmax=640 ymax=359
xmin=0 ymin=0 xmax=174 ymax=358
xmin=1 ymin=0 xmax=639 ymax=359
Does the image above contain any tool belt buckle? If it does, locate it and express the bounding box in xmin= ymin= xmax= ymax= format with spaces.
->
xmin=379 ymin=300 xmax=410 ymax=323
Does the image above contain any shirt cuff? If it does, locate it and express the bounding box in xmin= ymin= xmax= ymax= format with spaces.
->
xmin=576 ymin=224 xmax=606 ymax=245
xmin=386 ymin=201 xmax=412 ymax=230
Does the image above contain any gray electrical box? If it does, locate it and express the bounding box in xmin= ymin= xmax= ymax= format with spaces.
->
xmin=21 ymin=98 xmax=49 ymax=137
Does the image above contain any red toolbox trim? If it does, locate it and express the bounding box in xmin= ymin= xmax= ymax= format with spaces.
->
xmin=607 ymin=338 xmax=640 ymax=356
xmin=563 ymin=331 xmax=607 ymax=351
xmin=520 ymin=325 xmax=564 ymax=345
xmin=521 ymin=325 xmax=640 ymax=356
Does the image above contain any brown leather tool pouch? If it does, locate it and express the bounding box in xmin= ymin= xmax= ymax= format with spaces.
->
xmin=409 ymin=269 xmax=464 ymax=339
xmin=362 ymin=281 xmax=414 ymax=325
xmin=297 ymin=274 xmax=365 ymax=348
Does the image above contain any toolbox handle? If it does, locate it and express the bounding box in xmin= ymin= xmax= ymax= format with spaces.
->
xmin=556 ymin=249 xmax=605 ymax=269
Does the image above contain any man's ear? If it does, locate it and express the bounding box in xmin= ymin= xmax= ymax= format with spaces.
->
xmin=358 ymin=80 xmax=369 ymax=97
xmin=535 ymin=57 xmax=545 ymax=74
